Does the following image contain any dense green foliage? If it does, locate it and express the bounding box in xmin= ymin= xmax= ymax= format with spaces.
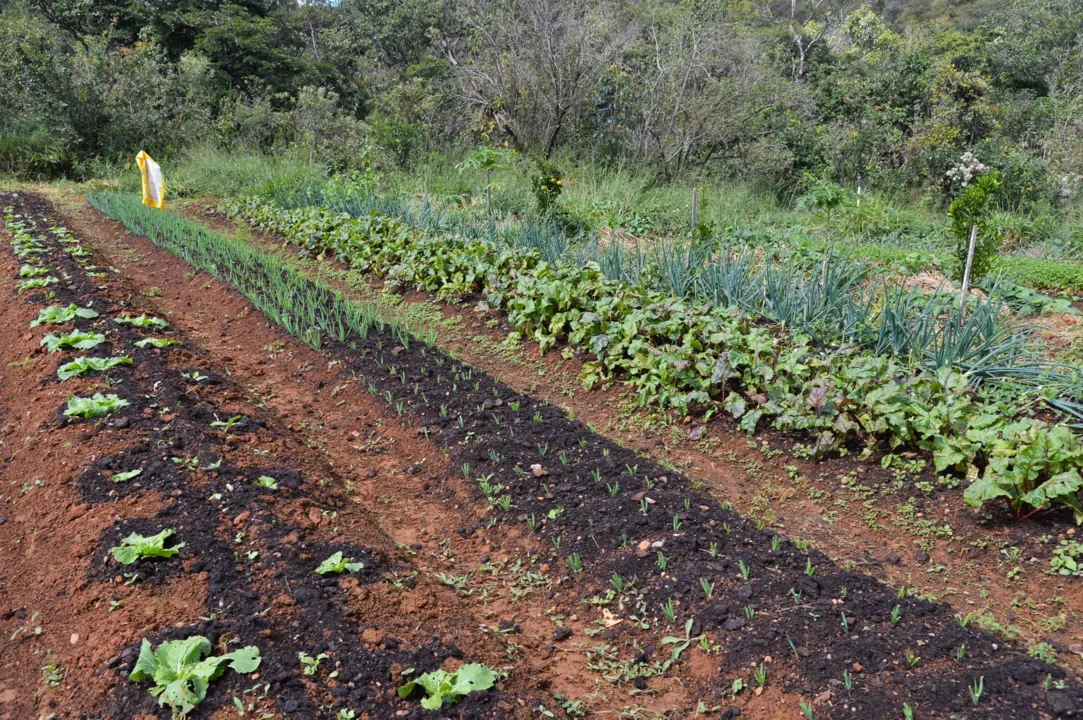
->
xmin=210 ymin=192 xmax=1083 ymax=521
xmin=2 ymin=0 xmax=1082 ymax=225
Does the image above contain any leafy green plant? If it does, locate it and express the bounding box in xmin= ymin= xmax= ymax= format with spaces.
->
xmin=963 ymin=425 xmax=1083 ymax=523
xmin=115 ymin=314 xmax=169 ymax=328
xmin=1050 ymin=540 xmax=1083 ymax=576
xmin=16 ymin=275 xmax=57 ymax=293
xmin=135 ymin=337 xmax=181 ymax=348
xmin=112 ymin=468 xmax=143 ymax=483
xmin=129 ymin=635 xmax=261 ymax=717
xmin=299 ymin=651 xmax=328 ymax=676
xmin=949 ymin=169 xmax=1003 ymax=284
xmin=110 ymin=529 xmax=183 ymax=564
xmin=315 ymin=551 xmax=363 ymax=575
xmin=57 ymin=356 xmax=132 ymax=380
xmin=457 ymin=147 xmax=517 ymax=217
xmin=65 ymin=393 xmax=129 ymax=419
xmin=253 ymin=475 xmax=278 ymax=489
xmin=30 ymin=303 xmax=98 ymax=327
xmin=41 ymin=330 xmax=105 ymax=353
xmin=397 ymin=663 xmax=496 ymax=710
xmin=531 ymin=157 xmax=563 ymax=214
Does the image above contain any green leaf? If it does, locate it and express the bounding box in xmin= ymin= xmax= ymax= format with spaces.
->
xmin=398 ymin=664 xmax=495 ymax=709
xmin=135 ymin=337 xmax=181 ymax=348
xmin=963 ymin=476 xmax=1013 ymax=509
xmin=57 ymin=356 xmax=132 ymax=380
xmin=64 ymin=393 xmax=129 ymax=419
xmin=111 ymin=468 xmax=142 ymax=483
xmin=30 ymin=304 xmax=99 ymax=327
xmin=129 ymin=636 xmax=260 ymax=717
xmin=41 ymin=330 xmax=105 ymax=353
xmin=110 ymin=529 xmax=183 ymax=565
xmin=315 ymin=551 xmax=363 ymax=575
xmin=115 ymin=314 xmax=169 ymax=328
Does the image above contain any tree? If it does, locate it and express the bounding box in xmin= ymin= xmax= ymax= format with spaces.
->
xmin=450 ymin=0 xmax=637 ymax=155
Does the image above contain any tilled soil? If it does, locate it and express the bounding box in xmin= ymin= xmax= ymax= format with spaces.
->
xmin=2 ymin=189 xmax=1082 ymax=719
xmin=0 ymin=191 xmax=533 ymax=719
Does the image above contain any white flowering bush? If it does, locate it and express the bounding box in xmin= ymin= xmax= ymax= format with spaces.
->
xmin=945 ymin=152 xmax=988 ymax=189
xmin=1059 ymin=174 xmax=1083 ymax=201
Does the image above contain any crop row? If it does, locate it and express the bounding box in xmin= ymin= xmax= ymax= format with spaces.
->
xmin=87 ymin=192 xmax=1083 ymax=717
xmin=5 ymin=194 xmax=504 ymax=718
xmin=209 ymin=194 xmax=1083 ymax=524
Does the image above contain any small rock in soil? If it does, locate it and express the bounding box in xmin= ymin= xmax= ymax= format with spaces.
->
xmin=724 ymin=618 xmax=746 ymax=631
xmin=914 ymin=549 xmax=929 ymax=563
xmin=113 ymin=417 xmax=130 ymax=429
xmin=553 ymin=627 xmax=573 ymax=642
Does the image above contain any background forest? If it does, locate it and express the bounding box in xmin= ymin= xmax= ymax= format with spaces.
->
xmin=1 ymin=0 xmax=1081 ymax=239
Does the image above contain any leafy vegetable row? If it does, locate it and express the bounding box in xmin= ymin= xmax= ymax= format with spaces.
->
xmin=217 ymin=195 xmax=1083 ymax=523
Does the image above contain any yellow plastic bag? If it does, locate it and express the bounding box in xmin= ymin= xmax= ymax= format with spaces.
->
xmin=136 ymin=151 xmax=165 ymax=209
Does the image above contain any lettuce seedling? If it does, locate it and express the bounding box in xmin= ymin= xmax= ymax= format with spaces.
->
xmin=253 ymin=475 xmax=278 ymax=489
xmin=115 ymin=314 xmax=169 ymax=328
xmin=41 ymin=330 xmax=105 ymax=353
xmin=397 ymin=663 xmax=496 ymax=709
xmin=31 ymin=304 xmax=99 ymax=327
xmin=130 ymin=635 xmax=261 ymax=717
xmin=315 ymin=551 xmax=363 ymax=575
xmin=16 ymin=275 xmax=57 ymax=293
xmin=135 ymin=337 xmax=181 ymax=348
xmin=65 ymin=393 xmax=129 ymax=419
xmin=57 ymin=356 xmax=132 ymax=380
xmin=20 ymin=264 xmax=50 ymax=278
xmin=110 ymin=529 xmax=184 ymax=564
xmin=111 ymin=468 xmax=143 ymax=483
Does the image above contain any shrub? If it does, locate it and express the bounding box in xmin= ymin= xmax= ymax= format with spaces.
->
xmin=949 ymin=169 xmax=1003 ymax=283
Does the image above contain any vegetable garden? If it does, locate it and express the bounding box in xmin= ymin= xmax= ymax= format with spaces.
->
xmin=2 ymin=186 xmax=1083 ymax=719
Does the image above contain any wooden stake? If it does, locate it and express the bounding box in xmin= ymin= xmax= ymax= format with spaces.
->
xmin=486 ymin=168 xmax=493 ymax=219
xmin=691 ymin=187 xmax=698 ymax=230
xmin=959 ymin=223 xmax=979 ymax=307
